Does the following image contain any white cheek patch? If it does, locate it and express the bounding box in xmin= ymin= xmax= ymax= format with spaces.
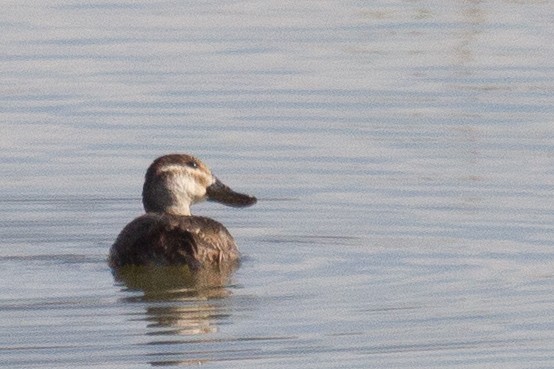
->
xmin=162 ymin=167 xmax=210 ymax=205
xmin=176 ymin=175 xmax=203 ymax=195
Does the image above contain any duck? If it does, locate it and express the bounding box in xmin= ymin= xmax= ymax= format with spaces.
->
xmin=109 ymin=154 xmax=257 ymax=270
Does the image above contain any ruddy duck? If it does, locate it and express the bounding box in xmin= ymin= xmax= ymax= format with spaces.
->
xmin=109 ymin=154 xmax=256 ymax=270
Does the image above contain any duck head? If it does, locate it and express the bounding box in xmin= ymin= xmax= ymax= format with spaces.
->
xmin=142 ymin=154 xmax=257 ymax=216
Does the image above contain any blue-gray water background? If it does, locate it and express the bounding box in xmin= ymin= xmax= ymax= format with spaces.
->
xmin=1 ymin=1 xmax=553 ymax=368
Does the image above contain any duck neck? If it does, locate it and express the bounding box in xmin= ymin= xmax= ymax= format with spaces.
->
xmin=165 ymin=204 xmax=191 ymax=216
xmin=143 ymin=201 xmax=192 ymax=216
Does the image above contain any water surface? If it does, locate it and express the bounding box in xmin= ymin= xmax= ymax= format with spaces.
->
xmin=1 ymin=1 xmax=553 ymax=368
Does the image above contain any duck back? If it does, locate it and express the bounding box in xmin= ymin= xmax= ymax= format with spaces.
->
xmin=109 ymin=213 xmax=240 ymax=269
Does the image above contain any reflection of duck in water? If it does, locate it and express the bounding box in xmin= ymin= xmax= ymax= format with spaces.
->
xmin=109 ymin=154 xmax=257 ymax=270
xmin=117 ymin=266 xmax=233 ymax=341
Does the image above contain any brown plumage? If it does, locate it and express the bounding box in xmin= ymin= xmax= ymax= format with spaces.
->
xmin=109 ymin=154 xmax=256 ymax=270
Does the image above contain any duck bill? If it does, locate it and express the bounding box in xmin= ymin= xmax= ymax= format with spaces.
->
xmin=206 ymin=177 xmax=257 ymax=208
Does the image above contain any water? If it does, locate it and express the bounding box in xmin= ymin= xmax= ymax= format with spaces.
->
xmin=1 ymin=1 xmax=553 ymax=368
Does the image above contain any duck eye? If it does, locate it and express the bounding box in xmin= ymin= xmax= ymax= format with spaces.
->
xmin=187 ymin=161 xmax=199 ymax=169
